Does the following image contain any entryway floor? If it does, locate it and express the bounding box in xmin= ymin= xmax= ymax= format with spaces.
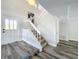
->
xmin=1 ymin=40 xmax=78 ymax=59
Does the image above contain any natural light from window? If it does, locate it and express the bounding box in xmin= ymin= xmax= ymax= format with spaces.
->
xmin=5 ymin=18 xmax=17 ymax=30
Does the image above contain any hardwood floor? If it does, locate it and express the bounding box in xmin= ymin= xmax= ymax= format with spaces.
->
xmin=1 ymin=40 xmax=78 ymax=59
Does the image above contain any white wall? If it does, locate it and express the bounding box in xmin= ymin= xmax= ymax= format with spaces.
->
xmin=1 ymin=0 xmax=28 ymax=44
xmin=48 ymin=2 xmax=78 ymax=41
xmin=62 ymin=3 xmax=78 ymax=41
xmin=37 ymin=13 xmax=59 ymax=46
xmin=67 ymin=3 xmax=78 ymax=41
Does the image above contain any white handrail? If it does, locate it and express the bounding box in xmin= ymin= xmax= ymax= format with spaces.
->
xmin=26 ymin=20 xmax=41 ymax=35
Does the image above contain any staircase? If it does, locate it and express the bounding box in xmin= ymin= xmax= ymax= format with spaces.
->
xmin=27 ymin=20 xmax=48 ymax=49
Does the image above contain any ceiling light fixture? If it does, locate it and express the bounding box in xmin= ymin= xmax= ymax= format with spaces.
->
xmin=26 ymin=0 xmax=37 ymax=7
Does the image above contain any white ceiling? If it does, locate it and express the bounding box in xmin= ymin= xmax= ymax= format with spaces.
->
xmin=38 ymin=0 xmax=78 ymax=9
xmin=38 ymin=0 xmax=78 ymax=21
xmin=38 ymin=0 xmax=78 ymax=19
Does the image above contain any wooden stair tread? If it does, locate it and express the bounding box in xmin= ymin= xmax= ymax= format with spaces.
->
xmin=39 ymin=39 xmax=45 ymax=44
xmin=42 ymin=42 xmax=48 ymax=48
xmin=38 ymin=36 xmax=42 ymax=40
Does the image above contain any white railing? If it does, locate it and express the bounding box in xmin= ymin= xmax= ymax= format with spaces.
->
xmin=26 ymin=20 xmax=41 ymax=35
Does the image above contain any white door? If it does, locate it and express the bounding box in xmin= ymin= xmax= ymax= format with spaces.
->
xmin=1 ymin=15 xmax=10 ymax=45
xmin=1 ymin=15 xmax=18 ymax=45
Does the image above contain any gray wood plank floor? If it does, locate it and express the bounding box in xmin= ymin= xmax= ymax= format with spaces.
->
xmin=1 ymin=40 xmax=78 ymax=59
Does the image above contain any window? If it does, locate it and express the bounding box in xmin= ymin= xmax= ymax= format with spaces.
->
xmin=5 ymin=19 xmax=9 ymax=30
xmin=5 ymin=18 xmax=17 ymax=30
xmin=14 ymin=20 xmax=17 ymax=30
xmin=10 ymin=20 xmax=14 ymax=29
